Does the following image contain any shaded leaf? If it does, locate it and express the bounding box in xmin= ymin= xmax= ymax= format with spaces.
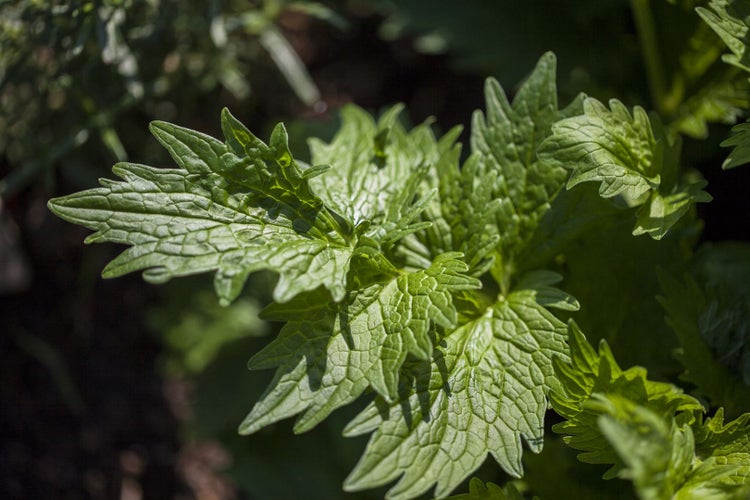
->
xmin=698 ymin=0 xmax=750 ymax=73
xmin=443 ymin=478 xmax=523 ymax=500
xmin=49 ymin=109 xmax=356 ymax=305
xmin=658 ymin=257 xmax=750 ymax=418
xmin=721 ymin=119 xmax=750 ymax=169
xmin=594 ymin=395 xmax=695 ymax=500
xmin=471 ymin=52 xmax=585 ymax=270
xmin=694 ymin=408 xmax=750 ymax=488
xmin=342 ymin=288 xmax=569 ymax=499
xmin=551 ymin=322 xmax=703 ymax=476
xmin=539 ymin=98 xmax=711 ymax=239
xmin=239 ymin=254 xmax=480 ymax=434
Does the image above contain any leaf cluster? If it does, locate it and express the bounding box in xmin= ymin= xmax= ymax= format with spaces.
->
xmin=551 ymin=324 xmax=749 ymax=499
xmin=0 ymin=0 xmax=332 ymax=199
xmin=50 ymin=53 xmax=585 ymax=498
xmin=45 ymin=1 xmax=750 ymax=498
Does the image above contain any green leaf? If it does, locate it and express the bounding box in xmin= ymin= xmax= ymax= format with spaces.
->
xmin=633 ymin=176 xmax=712 ymax=239
xmin=402 ymin=137 xmax=502 ymax=277
xmin=698 ymin=0 xmax=750 ymax=169
xmin=591 ymin=401 xmax=750 ymax=499
xmin=341 ymin=288 xmax=569 ymax=499
xmin=239 ymin=253 xmax=480 ymax=434
xmin=470 ymin=52 xmax=585 ymax=272
xmin=667 ymin=74 xmax=750 ymax=140
xmin=394 ymin=53 xmax=584 ymax=284
xmin=47 ymin=106 xmax=444 ymax=308
xmin=693 ymin=408 xmax=750 ymax=488
xmin=658 ymin=265 xmax=750 ymax=418
xmin=653 ymin=3 xmax=750 ymax=140
xmin=54 ymin=97 xmax=569 ymax=499
xmin=593 ymin=395 xmax=695 ymax=500
xmin=698 ymin=0 xmax=750 ymax=74
xmin=444 ymin=477 xmax=524 ymax=500
xmin=539 ymin=98 xmax=711 ymax=239
xmin=551 ymin=323 xmax=750 ymax=498
xmin=307 ymin=104 xmax=436 ymax=243
xmin=721 ymin=119 xmax=750 ymax=169
xmin=514 ymin=270 xmax=580 ymax=312
xmin=48 ymin=109 xmax=357 ymax=305
xmin=551 ymin=322 xmax=703 ymax=476
xmin=540 ymin=99 xmax=661 ymax=203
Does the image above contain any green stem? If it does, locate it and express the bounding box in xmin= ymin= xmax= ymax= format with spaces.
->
xmin=259 ymin=25 xmax=322 ymax=108
xmin=631 ymin=0 xmax=670 ymax=115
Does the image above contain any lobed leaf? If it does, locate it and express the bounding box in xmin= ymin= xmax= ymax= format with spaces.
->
xmin=48 ymin=110 xmax=358 ymax=305
xmin=633 ymin=179 xmax=712 ymax=239
xmin=341 ymin=288 xmax=569 ymax=499
xmin=668 ymin=75 xmax=750 ymax=140
xmin=592 ymin=399 xmax=750 ymax=499
xmin=406 ymin=52 xmax=588 ymax=290
xmin=46 ymin=53 xmax=676 ymax=500
xmin=307 ymin=104 xmax=436 ymax=238
xmin=401 ymin=137 xmax=501 ymax=277
xmin=658 ymin=266 xmax=750 ymax=418
xmin=694 ymin=409 xmax=750 ymax=488
xmin=239 ymin=253 xmax=480 ymax=435
xmin=443 ymin=477 xmax=523 ymax=500
xmin=542 ymin=99 xmax=661 ymax=201
xmin=470 ymin=52 xmax=585 ymax=269
xmin=552 ymin=323 xmax=750 ymax=498
xmin=656 ymin=3 xmax=750 ymax=140
xmin=539 ymin=98 xmax=711 ymax=239
xmin=698 ymin=0 xmax=750 ymax=74
xmin=698 ymin=0 xmax=750 ymax=168
xmin=551 ymin=322 xmax=703 ymax=476
xmin=593 ymin=395 xmax=695 ymax=500
xmin=721 ymin=119 xmax=750 ymax=168
xmin=47 ymin=106 xmax=449 ymax=307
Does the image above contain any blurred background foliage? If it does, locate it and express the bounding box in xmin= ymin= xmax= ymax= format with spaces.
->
xmin=0 ymin=0 xmax=341 ymax=200
xmin=2 ymin=0 xmax=750 ymax=498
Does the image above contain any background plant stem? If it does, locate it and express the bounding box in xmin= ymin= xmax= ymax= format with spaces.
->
xmin=631 ymin=0 xmax=670 ymax=114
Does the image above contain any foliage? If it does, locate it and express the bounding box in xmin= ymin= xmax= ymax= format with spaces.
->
xmin=0 ymin=0 xmax=329 ymax=200
xmin=145 ymin=276 xmax=268 ymax=374
xmin=443 ymin=477 xmax=525 ymax=500
xmin=46 ymin=1 xmax=750 ymax=499
xmin=658 ymin=244 xmax=750 ymax=419
xmin=376 ymin=0 xmax=750 ymax=138
xmin=539 ymin=98 xmax=711 ymax=239
xmin=551 ymin=324 xmax=750 ymax=499
xmin=699 ymin=0 xmax=750 ymax=167
xmin=50 ymin=53 xmax=581 ymax=498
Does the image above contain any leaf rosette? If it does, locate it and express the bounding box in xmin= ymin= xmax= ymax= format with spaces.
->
xmin=49 ymin=53 xmax=594 ymax=499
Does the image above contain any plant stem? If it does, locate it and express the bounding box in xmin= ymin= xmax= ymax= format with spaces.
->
xmin=259 ymin=25 xmax=322 ymax=108
xmin=630 ymin=0 xmax=670 ymax=115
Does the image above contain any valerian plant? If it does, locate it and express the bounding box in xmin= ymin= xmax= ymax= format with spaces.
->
xmin=48 ymin=3 xmax=750 ymax=498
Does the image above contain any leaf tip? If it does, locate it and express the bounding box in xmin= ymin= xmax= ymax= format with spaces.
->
xmin=46 ymin=198 xmax=62 ymax=217
xmin=148 ymin=119 xmax=169 ymax=138
xmin=237 ymin=415 xmax=260 ymax=436
xmin=538 ymin=50 xmax=557 ymax=69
